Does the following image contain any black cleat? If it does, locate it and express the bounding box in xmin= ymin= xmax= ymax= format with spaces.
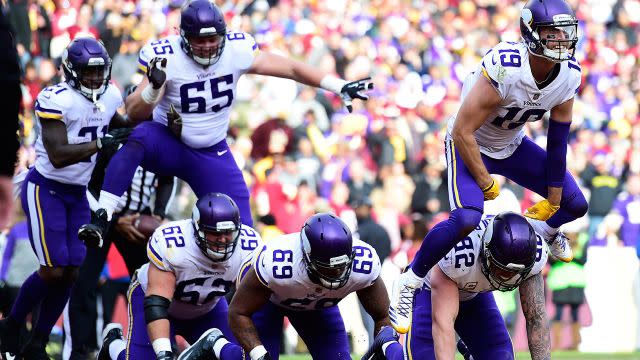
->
xmin=21 ymin=332 xmax=50 ymax=360
xmin=361 ymin=326 xmax=399 ymax=360
xmin=78 ymin=208 xmax=110 ymax=248
xmin=0 ymin=317 xmax=21 ymax=359
xmin=97 ymin=323 xmax=123 ymax=360
xmin=177 ymin=328 xmax=224 ymax=360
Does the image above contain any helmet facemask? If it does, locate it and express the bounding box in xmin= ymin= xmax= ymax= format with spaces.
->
xmin=301 ymin=228 xmax=355 ymax=290
xmin=62 ymin=50 xmax=112 ymax=106
xmin=521 ymin=9 xmax=578 ymax=62
xmin=181 ymin=30 xmax=226 ymax=66
xmin=192 ymin=206 xmax=240 ymax=262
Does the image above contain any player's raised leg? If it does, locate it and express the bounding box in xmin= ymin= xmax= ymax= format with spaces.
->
xmin=389 ymin=138 xmax=483 ymax=334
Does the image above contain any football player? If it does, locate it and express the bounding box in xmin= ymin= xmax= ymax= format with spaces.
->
xmin=389 ymin=0 xmax=588 ymax=334
xmin=179 ymin=213 xmax=389 ymax=360
xmin=365 ymin=212 xmax=551 ymax=360
xmin=78 ymin=0 xmax=374 ymax=247
xmin=97 ymin=193 xmax=262 ymax=360
xmin=0 ymin=37 xmax=131 ymax=359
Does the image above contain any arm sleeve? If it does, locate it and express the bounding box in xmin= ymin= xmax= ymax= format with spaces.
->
xmin=479 ymin=48 xmax=512 ymax=100
xmin=546 ymin=118 xmax=571 ymax=188
xmin=252 ymin=244 xmax=271 ymax=287
xmin=137 ymin=42 xmax=154 ymax=74
xmin=146 ymin=230 xmax=173 ymax=272
xmin=35 ymin=90 xmax=66 ymax=123
xmin=228 ymin=32 xmax=260 ymax=74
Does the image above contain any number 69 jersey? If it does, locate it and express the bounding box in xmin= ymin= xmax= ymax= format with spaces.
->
xmin=137 ymin=32 xmax=259 ymax=149
xmin=446 ymin=41 xmax=581 ymax=160
xmin=251 ymin=233 xmax=381 ymax=311
xmin=424 ymin=215 xmax=548 ymax=301
xmin=136 ymin=219 xmax=262 ymax=320
xmin=33 ymin=82 xmax=122 ymax=185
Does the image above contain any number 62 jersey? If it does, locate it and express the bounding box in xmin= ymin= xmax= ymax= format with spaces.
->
xmin=136 ymin=219 xmax=263 ymax=319
xmin=251 ymin=234 xmax=381 ymax=311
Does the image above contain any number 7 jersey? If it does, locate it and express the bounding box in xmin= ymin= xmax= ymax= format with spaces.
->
xmin=137 ymin=219 xmax=263 ymax=319
xmin=446 ymin=41 xmax=581 ymax=159
xmin=251 ymin=233 xmax=381 ymax=311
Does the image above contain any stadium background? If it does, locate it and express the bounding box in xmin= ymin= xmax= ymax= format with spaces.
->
xmin=2 ymin=0 xmax=640 ymax=358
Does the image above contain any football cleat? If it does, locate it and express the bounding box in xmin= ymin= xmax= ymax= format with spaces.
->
xmin=527 ymin=218 xmax=573 ymax=262
xmin=20 ymin=332 xmax=50 ymax=360
xmin=388 ymin=270 xmax=422 ymax=334
xmin=178 ymin=328 xmax=224 ymax=360
xmin=78 ymin=208 xmax=110 ymax=248
xmin=361 ymin=326 xmax=399 ymax=360
xmin=97 ymin=323 xmax=124 ymax=360
xmin=0 ymin=317 xmax=20 ymax=359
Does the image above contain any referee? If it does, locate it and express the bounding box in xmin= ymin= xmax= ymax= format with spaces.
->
xmin=63 ymin=131 xmax=176 ymax=360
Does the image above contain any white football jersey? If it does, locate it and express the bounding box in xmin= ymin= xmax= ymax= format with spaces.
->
xmin=447 ymin=41 xmax=581 ymax=159
xmin=137 ymin=219 xmax=262 ymax=319
xmin=424 ymin=215 xmax=548 ymax=302
xmin=33 ymin=82 xmax=122 ymax=185
xmin=252 ymin=233 xmax=381 ymax=311
xmin=137 ymin=33 xmax=259 ymax=149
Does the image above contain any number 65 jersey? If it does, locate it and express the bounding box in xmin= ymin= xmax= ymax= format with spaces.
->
xmin=446 ymin=41 xmax=582 ymax=159
xmin=424 ymin=215 xmax=548 ymax=301
xmin=137 ymin=219 xmax=263 ymax=319
xmin=252 ymin=233 xmax=381 ymax=311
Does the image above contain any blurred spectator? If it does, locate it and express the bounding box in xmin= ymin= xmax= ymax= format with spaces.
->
xmin=610 ymin=174 xmax=640 ymax=249
xmin=410 ymin=161 xmax=447 ymax=218
xmin=256 ymin=214 xmax=284 ymax=242
xmin=581 ymin=153 xmax=623 ymax=240
xmin=346 ymin=158 xmax=374 ymax=206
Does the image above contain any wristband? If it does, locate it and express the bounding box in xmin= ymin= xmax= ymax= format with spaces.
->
xmin=249 ymin=345 xmax=268 ymax=360
xmin=152 ymin=338 xmax=172 ymax=355
xmin=141 ymin=85 xmax=161 ymax=104
xmin=320 ymin=75 xmax=347 ymax=94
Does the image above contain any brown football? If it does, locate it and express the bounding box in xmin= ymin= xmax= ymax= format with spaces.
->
xmin=133 ymin=215 xmax=162 ymax=239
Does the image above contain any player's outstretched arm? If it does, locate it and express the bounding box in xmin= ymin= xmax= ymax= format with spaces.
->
xmin=451 ymin=75 xmax=502 ymax=197
xmin=247 ymin=51 xmax=373 ymax=113
xmin=430 ymin=265 xmax=460 ymax=360
xmin=519 ymin=272 xmax=551 ymax=360
xmin=41 ymin=118 xmax=99 ymax=168
xmin=357 ymin=277 xmax=392 ymax=334
xmin=228 ymin=267 xmax=272 ymax=358
xmin=126 ymin=57 xmax=167 ymax=123
xmin=145 ymin=264 xmax=177 ymax=359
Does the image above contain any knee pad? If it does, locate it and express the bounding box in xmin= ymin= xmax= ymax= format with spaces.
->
xmin=562 ymin=189 xmax=588 ymax=219
xmin=448 ymin=208 xmax=483 ymax=239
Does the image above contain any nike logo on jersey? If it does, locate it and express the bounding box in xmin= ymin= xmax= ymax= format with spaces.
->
xmin=217 ymin=150 xmax=228 ymax=156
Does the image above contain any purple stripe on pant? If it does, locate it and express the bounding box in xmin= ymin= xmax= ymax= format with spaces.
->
xmin=20 ymin=168 xmax=88 ymax=267
xmin=407 ymin=289 xmax=513 ymax=360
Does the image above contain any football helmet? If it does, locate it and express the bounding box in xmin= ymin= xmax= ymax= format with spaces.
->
xmin=480 ymin=212 xmax=538 ymax=291
xmin=180 ymin=0 xmax=226 ymax=66
xmin=520 ymin=0 xmax=578 ymax=62
xmin=192 ymin=193 xmax=241 ymax=262
xmin=61 ymin=37 xmax=112 ymax=102
xmin=300 ymin=213 xmax=355 ymax=290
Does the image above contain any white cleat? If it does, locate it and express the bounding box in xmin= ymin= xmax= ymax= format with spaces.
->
xmin=527 ymin=218 xmax=573 ymax=262
xmin=388 ymin=270 xmax=423 ymax=334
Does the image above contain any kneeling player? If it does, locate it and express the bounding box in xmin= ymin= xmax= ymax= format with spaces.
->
xmin=97 ymin=193 xmax=262 ymax=360
xmin=364 ymin=212 xmax=551 ymax=360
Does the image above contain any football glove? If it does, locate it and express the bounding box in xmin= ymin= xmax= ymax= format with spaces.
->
xmin=147 ymin=57 xmax=167 ymax=89
xmin=167 ymin=104 xmax=182 ymax=139
xmin=156 ymin=351 xmax=174 ymax=360
xmin=340 ymin=77 xmax=374 ymax=113
xmin=524 ymin=199 xmax=560 ymax=221
xmin=480 ymin=177 xmax=500 ymax=201
xmin=97 ymin=128 xmax=133 ymax=151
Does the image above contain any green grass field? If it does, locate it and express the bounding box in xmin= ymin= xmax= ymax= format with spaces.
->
xmin=280 ymin=352 xmax=640 ymax=360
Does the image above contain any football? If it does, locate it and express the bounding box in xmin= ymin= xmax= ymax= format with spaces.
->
xmin=133 ymin=215 xmax=162 ymax=239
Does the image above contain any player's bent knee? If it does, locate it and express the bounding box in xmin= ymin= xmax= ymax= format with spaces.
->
xmin=63 ymin=266 xmax=80 ymax=284
xmin=38 ymin=266 xmax=67 ymax=283
xmin=563 ymin=189 xmax=588 ymax=219
xmin=449 ymin=208 xmax=482 ymax=238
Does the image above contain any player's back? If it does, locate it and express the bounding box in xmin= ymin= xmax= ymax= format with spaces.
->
xmin=447 ymin=41 xmax=581 ymax=159
xmin=137 ymin=33 xmax=259 ymax=149
xmin=137 ymin=219 xmax=262 ymax=319
xmin=33 ymin=82 xmax=122 ymax=185
xmin=253 ymin=233 xmax=381 ymax=311
xmin=424 ymin=214 xmax=548 ymax=301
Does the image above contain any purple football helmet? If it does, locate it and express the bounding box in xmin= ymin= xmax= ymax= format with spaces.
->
xmin=61 ymin=37 xmax=111 ymax=102
xmin=180 ymin=0 xmax=226 ymax=66
xmin=300 ymin=213 xmax=355 ymax=290
xmin=520 ymin=0 xmax=578 ymax=62
xmin=192 ymin=193 xmax=241 ymax=262
xmin=480 ymin=212 xmax=538 ymax=291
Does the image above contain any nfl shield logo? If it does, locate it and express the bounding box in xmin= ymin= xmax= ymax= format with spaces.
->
xmin=532 ymin=93 xmax=540 ymax=101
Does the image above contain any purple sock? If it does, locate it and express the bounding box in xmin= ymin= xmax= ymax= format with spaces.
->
xmin=384 ymin=342 xmax=405 ymax=360
xmin=9 ymin=272 xmax=50 ymax=323
xmin=102 ymin=141 xmax=145 ymax=198
xmin=410 ymin=208 xmax=482 ymax=277
xmin=220 ymin=342 xmax=245 ymax=360
xmin=34 ymin=282 xmax=72 ymax=335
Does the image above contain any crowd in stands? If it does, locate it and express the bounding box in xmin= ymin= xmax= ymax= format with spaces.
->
xmin=2 ymin=0 xmax=640 ymax=353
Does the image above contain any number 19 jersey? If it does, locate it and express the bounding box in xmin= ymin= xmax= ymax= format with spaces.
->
xmin=138 ymin=219 xmax=262 ymax=319
xmin=252 ymin=234 xmax=381 ymax=311
xmin=446 ymin=41 xmax=581 ymax=159
xmin=137 ymin=33 xmax=259 ymax=149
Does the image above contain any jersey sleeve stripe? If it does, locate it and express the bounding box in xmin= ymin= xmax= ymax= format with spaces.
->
xmin=236 ymin=258 xmax=253 ymax=285
xmin=252 ymin=42 xmax=258 ymax=50
xmin=480 ymin=61 xmax=499 ymax=89
xmin=35 ymin=104 xmax=62 ymax=114
xmin=253 ymin=245 xmax=269 ymax=287
xmin=35 ymin=111 xmax=63 ymax=120
xmin=138 ymin=58 xmax=148 ymax=73
xmin=147 ymin=242 xmax=164 ymax=268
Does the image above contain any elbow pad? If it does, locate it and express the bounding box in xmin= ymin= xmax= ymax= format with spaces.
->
xmin=144 ymin=294 xmax=171 ymax=324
